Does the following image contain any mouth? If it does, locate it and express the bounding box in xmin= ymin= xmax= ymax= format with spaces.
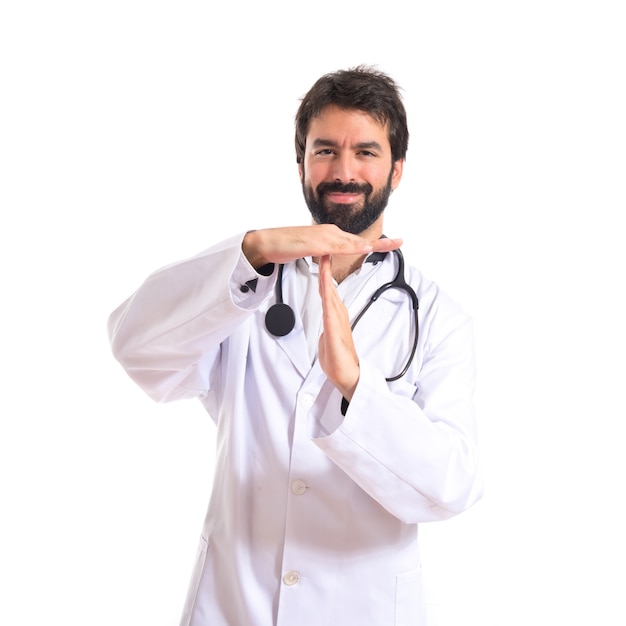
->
xmin=324 ymin=191 xmax=364 ymax=205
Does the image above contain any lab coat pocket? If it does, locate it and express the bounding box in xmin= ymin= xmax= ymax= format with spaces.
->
xmin=179 ymin=534 xmax=209 ymax=626
xmin=395 ymin=566 xmax=427 ymax=626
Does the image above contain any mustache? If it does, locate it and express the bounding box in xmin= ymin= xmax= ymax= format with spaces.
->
xmin=316 ymin=181 xmax=373 ymax=196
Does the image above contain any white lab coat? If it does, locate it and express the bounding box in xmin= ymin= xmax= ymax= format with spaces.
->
xmin=108 ymin=232 xmax=482 ymax=626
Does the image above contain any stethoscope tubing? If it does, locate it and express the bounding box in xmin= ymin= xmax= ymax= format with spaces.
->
xmin=265 ymin=248 xmax=419 ymax=381
xmin=350 ymin=249 xmax=419 ymax=381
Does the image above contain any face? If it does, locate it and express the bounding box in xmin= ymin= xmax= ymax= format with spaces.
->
xmin=299 ymin=104 xmax=403 ymax=235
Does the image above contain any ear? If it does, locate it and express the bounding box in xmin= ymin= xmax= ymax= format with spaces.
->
xmin=391 ymin=159 xmax=404 ymax=190
xmin=298 ymin=161 xmax=304 ymax=183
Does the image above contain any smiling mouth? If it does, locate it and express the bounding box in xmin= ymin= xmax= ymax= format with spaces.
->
xmin=324 ymin=191 xmax=363 ymax=205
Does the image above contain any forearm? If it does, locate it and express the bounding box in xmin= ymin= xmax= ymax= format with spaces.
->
xmin=108 ymin=233 xmax=273 ymax=401
xmin=309 ymin=319 xmax=482 ymax=523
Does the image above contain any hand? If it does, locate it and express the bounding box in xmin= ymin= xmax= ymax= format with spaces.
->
xmin=317 ymin=254 xmax=360 ymax=401
xmin=242 ymin=224 xmax=402 ymax=269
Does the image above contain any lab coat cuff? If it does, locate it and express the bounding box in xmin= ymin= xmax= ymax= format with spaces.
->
xmin=309 ymin=362 xmax=388 ymax=439
xmin=338 ymin=361 xmax=390 ymax=425
xmin=230 ymin=235 xmax=277 ymax=310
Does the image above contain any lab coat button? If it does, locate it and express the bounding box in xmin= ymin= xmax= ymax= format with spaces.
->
xmin=299 ymin=394 xmax=313 ymax=408
xmin=282 ymin=571 xmax=299 ymax=586
xmin=291 ymin=479 xmax=307 ymax=495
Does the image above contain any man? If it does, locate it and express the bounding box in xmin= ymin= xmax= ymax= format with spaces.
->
xmin=108 ymin=66 xmax=482 ymax=626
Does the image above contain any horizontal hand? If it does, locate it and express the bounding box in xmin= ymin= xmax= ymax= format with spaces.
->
xmin=242 ymin=225 xmax=402 ymax=269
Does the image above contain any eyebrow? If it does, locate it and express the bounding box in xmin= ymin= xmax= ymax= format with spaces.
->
xmin=311 ymin=138 xmax=384 ymax=152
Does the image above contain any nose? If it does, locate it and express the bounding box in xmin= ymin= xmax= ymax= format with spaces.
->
xmin=330 ymin=153 xmax=356 ymax=183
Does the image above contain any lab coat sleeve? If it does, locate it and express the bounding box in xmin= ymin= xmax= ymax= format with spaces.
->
xmin=309 ymin=305 xmax=482 ymax=524
xmin=107 ymin=233 xmax=275 ymax=403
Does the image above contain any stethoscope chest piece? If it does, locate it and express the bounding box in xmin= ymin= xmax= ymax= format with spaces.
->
xmin=265 ymin=302 xmax=296 ymax=337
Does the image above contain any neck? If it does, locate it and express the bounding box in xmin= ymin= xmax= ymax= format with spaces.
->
xmin=331 ymin=254 xmax=368 ymax=284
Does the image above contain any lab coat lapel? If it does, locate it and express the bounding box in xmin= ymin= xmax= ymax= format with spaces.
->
xmin=271 ymin=320 xmax=312 ymax=379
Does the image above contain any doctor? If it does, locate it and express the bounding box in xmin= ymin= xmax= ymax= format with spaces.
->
xmin=108 ymin=65 xmax=482 ymax=625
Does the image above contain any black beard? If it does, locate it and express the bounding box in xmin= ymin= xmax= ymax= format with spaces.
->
xmin=302 ymin=171 xmax=393 ymax=235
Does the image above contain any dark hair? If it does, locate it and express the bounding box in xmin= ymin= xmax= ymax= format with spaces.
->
xmin=295 ymin=65 xmax=409 ymax=164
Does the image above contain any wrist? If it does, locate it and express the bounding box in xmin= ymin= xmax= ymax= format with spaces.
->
xmin=242 ymin=230 xmax=269 ymax=270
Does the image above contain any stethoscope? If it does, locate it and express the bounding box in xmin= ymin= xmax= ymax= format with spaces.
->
xmin=265 ymin=248 xmax=419 ymax=381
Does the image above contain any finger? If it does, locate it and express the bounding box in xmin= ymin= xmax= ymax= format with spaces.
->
xmin=367 ymin=236 xmax=403 ymax=252
xmin=318 ymin=254 xmax=333 ymax=300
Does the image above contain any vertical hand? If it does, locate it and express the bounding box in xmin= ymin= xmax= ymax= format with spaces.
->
xmin=317 ymin=255 xmax=360 ymax=401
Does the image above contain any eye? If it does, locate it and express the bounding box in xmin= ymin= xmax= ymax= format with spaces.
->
xmin=358 ymin=150 xmax=377 ymax=157
xmin=315 ymin=148 xmax=335 ymax=156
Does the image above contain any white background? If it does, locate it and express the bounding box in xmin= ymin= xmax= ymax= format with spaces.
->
xmin=1 ymin=1 xmax=625 ymax=624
